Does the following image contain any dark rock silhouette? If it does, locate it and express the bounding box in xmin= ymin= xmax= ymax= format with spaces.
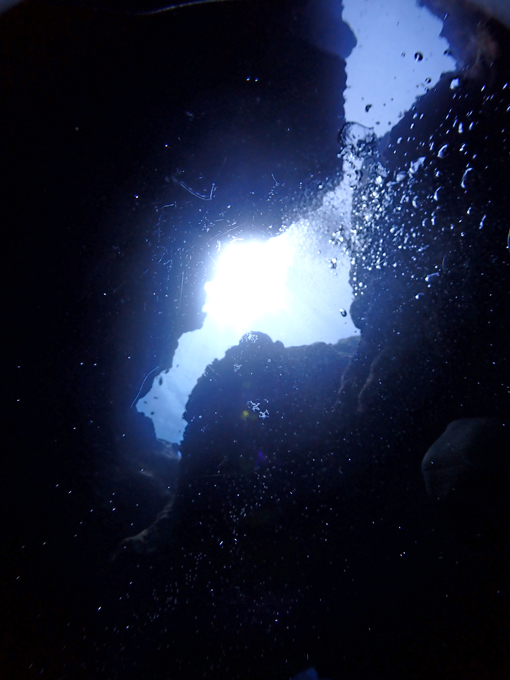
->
xmin=121 ymin=332 xmax=359 ymax=554
xmin=422 ymin=418 xmax=510 ymax=500
xmin=181 ymin=332 xmax=359 ymax=478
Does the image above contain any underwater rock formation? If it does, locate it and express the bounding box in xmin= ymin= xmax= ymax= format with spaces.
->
xmin=422 ymin=418 xmax=509 ymax=500
xmin=116 ymin=15 xmax=510 ymax=680
xmin=120 ymin=332 xmax=359 ymax=554
xmin=334 ymin=36 xmax=510 ymax=441
xmin=181 ymin=332 xmax=359 ymax=477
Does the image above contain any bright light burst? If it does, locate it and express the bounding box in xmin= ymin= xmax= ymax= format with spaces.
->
xmin=138 ymin=221 xmax=356 ymax=444
xmin=203 ymin=234 xmax=294 ymax=333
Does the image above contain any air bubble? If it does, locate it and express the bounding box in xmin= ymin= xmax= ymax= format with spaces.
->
xmin=339 ymin=309 xmax=347 ymax=317
xmin=461 ymin=167 xmax=474 ymax=189
xmin=415 ymin=52 xmax=423 ymax=61
xmin=437 ymin=144 xmax=449 ymax=159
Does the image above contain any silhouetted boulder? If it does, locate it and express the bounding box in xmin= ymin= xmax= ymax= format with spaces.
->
xmin=422 ymin=418 xmax=510 ymax=500
xmin=181 ymin=332 xmax=359 ymax=478
xmin=121 ymin=332 xmax=359 ymax=555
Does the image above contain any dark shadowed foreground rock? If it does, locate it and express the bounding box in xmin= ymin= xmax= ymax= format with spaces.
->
xmin=422 ymin=418 xmax=510 ymax=500
xmin=181 ymin=332 xmax=359 ymax=478
xmin=120 ymin=332 xmax=359 ymax=554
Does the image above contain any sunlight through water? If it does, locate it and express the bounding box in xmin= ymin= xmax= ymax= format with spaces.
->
xmin=203 ymin=233 xmax=294 ymax=335
xmin=136 ymin=217 xmax=357 ymax=445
